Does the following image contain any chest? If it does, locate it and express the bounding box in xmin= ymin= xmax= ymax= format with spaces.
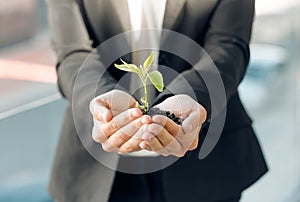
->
xmin=82 ymin=0 xmax=218 ymax=43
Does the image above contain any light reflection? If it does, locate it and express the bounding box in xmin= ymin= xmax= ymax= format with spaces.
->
xmin=0 ymin=59 xmax=56 ymax=83
xmin=256 ymin=0 xmax=299 ymax=15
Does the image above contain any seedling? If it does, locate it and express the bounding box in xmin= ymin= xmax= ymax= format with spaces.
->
xmin=114 ymin=52 xmax=164 ymax=113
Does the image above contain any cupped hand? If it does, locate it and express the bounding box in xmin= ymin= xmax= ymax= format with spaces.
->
xmin=89 ymin=90 xmax=151 ymax=154
xmin=139 ymin=94 xmax=207 ymax=157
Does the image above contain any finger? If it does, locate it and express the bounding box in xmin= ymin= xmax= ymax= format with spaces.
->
xmin=107 ymin=117 xmax=149 ymax=148
xmin=152 ymin=115 xmax=181 ymax=137
xmin=147 ymin=122 xmax=195 ymax=157
xmin=101 ymin=123 xmax=145 ymax=153
xmin=181 ymin=110 xmax=201 ymax=134
xmin=147 ymin=123 xmax=182 ymax=150
xmin=92 ymin=101 xmax=113 ymax=123
xmin=101 ymin=141 xmax=115 ymax=152
xmin=139 ymin=141 xmax=151 ymax=150
xmin=92 ymin=122 xmax=106 ymax=143
xmin=118 ymin=134 xmax=143 ymax=154
xmin=101 ymin=124 xmax=145 ymax=153
xmin=101 ymin=108 xmax=143 ymax=137
xmin=117 ymin=124 xmax=152 ymax=154
xmin=183 ymin=105 xmax=207 ymax=132
xmin=142 ymin=132 xmax=170 ymax=156
xmin=118 ymin=142 xmax=142 ymax=154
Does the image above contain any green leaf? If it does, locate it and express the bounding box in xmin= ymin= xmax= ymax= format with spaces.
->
xmin=148 ymin=70 xmax=164 ymax=92
xmin=114 ymin=59 xmax=140 ymax=74
xmin=143 ymin=51 xmax=154 ymax=72
xmin=114 ymin=64 xmax=135 ymax=72
xmin=121 ymin=59 xmax=141 ymax=73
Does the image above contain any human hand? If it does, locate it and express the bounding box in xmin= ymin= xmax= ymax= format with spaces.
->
xmin=89 ymin=90 xmax=151 ymax=154
xmin=139 ymin=94 xmax=207 ymax=157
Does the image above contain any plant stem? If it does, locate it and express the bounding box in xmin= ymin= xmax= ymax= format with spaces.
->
xmin=143 ymin=81 xmax=149 ymax=113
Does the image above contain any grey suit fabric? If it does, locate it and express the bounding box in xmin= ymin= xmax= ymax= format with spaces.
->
xmin=46 ymin=0 xmax=268 ymax=201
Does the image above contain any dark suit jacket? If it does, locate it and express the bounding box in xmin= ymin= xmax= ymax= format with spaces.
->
xmin=46 ymin=0 xmax=268 ymax=201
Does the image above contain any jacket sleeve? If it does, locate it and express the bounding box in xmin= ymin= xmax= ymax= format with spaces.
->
xmin=46 ymin=0 xmax=119 ymax=101
xmin=154 ymin=0 xmax=255 ymax=116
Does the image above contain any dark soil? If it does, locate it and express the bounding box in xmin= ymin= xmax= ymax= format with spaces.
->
xmin=145 ymin=107 xmax=182 ymax=125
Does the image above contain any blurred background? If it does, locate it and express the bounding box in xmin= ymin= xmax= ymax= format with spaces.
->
xmin=0 ymin=0 xmax=299 ymax=201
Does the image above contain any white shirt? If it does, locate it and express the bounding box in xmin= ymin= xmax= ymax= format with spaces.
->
xmin=127 ymin=0 xmax=167 ymax=63
xmin=127 ymin=0 xmax=167 ymax=34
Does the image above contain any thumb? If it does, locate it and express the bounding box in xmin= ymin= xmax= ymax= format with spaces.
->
xmin=90 ymin=99 xmax=113 ymax=123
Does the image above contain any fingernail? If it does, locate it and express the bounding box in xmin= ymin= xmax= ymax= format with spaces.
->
xmin=149 ymin=126 xmax=158 ymax=134
xmin=141 ymin=124 xmax=148 ymax=132
xmin=139 ymin=142 xmax=151 ymax=150
xmin=132 ymin=110 xmax=141 ymax=117
xmin=141 ymin=118 xmax=147 ymax=124
xmin=153 ymin=116 xmax=161 ymax=124
xmin=142 ymin=132 xmax=153 ymax=140
xmin=142 ymin=116 xmax=151 ymax=124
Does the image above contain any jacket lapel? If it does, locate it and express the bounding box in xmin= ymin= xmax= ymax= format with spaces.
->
xmin=163 ymin=0 xmax=187 ymax=30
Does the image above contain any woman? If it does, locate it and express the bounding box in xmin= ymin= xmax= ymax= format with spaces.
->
xmin=46 ymin=0 xmax=268 ymax=201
